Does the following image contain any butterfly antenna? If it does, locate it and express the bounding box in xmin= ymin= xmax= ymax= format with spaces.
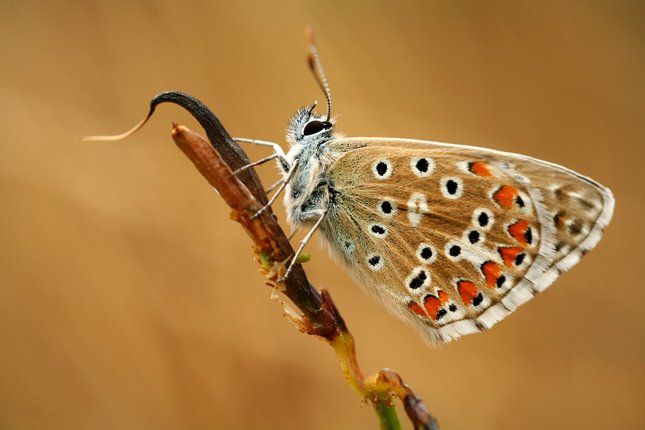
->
xmin=305 ymin=28 xmax=332 ymax=123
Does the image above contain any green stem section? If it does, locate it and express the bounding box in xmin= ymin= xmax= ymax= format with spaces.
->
xmin=374 ymin=398 xmax=402 ymax=430
xmin=330 ymin=330 xmax=404 ymax=429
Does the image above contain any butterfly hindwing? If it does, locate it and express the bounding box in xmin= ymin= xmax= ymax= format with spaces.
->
xmin=318 ymin=137 xmax=614 ymax=344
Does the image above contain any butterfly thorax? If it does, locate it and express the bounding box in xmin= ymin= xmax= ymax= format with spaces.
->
xmin=282 ymin=105 xmax=339 ymax=229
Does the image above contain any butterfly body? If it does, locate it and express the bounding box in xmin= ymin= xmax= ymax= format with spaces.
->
xmin=281 ymin=105 xmax=614 ymax=344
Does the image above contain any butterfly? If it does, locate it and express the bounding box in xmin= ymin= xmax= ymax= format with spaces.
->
xmin=83 ymin=31 xmax=615 ymax=345
xmin=241 ymin=31 xmax=615 ymax=344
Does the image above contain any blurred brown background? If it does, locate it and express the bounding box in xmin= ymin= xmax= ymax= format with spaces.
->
xmin=1 ymin=1 xmax=643 ymax=429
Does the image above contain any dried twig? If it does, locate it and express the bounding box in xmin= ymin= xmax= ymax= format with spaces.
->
xmin=102 ymin=92 xmax=439 ymax=429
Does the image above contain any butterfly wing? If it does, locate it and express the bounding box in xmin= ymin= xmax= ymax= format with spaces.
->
xmin=319 ymin=137 xmax=614 ymax=344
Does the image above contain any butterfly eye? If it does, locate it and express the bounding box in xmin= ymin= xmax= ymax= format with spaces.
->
xmin=303 ymin=120 xmax=327 ymax=136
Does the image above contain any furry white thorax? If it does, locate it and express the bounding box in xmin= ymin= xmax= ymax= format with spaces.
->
xmin=282 ymin=105 xmax=337 ymax=229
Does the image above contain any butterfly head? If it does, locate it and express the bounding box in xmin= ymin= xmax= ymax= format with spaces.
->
xmin=286 ymin=101 xmax=335 ymax=148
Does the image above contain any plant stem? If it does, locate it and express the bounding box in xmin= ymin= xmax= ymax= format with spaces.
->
xmin=374 ymin=398 xmax=402 ymax=430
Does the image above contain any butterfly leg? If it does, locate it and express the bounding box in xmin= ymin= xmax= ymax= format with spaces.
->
xmin=279 ymin=206 xmax=329 ymax=282
xmin=233 ymin=138 xmax=290 ymax=194
xmin=265 ymin=177 xmax=284 ymax=194
xmin=234 ymin=138 xmax=290 ymax=172
xmin=251 ymin=159 xmax=300 ymax=219
xmin=232 ymin=153 xmax=281 ymax=176
xmin=288 ymin=227 xmax=301 ymax=241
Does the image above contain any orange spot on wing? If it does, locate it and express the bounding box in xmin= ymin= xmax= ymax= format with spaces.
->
xmin=438 ymin=290 xmax=450 ymax=303
xmin=508 ymin=219 xmax=531 ymax=245
xmin=481 ymin=261 xmax=503 ymax=288
xmin=457 ymin=280 xmax=479 ymax=305
xmin=498 ymin=246 xmax=524 ymax=267
xmin=423 ymin=291 xmax=451 ymax=320
xmin=409 ymin=302 xmax=427 ymax=317
xmin=423 ymin=296 xmax=441 ymax=319
xmin=469 ymin=161 xmax=493 ymax=177
xmin=492 ymin=185 xmax=519 ymax=209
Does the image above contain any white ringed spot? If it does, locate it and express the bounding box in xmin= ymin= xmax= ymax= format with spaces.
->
xmin=464 ymin=229 xmax=485 ymax=246
xmin=440 ymin=177 xmax=464 ymax=199
xmin=445 ymin=241 xmax=464 ymax=262
xmin=368 ymin=222 xmax=388 ymax=238
xmin=366 ymin=253 xmax=385 ymax=271
xmin=372 ymin=159 xmax=393 ymax=180
xmin=406 ymin=266 xmax=431 ymax=291
xmin=472 ymin=208 xmax=494 ymax=231
xmin=416 ymin=243 xmax=437 ymax=264
xmin=377 ymin=198 xmax=398 ymax=218
xmin=410 ymin=157 xmax=435 ymax=177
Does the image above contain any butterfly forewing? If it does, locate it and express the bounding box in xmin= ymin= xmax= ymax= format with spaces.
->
xmin=319 ymin=137 xmax=614 ymax=344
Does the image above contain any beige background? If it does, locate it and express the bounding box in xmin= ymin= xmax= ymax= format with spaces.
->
xmin=1 ymin=1 xmax=643 ymax=429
